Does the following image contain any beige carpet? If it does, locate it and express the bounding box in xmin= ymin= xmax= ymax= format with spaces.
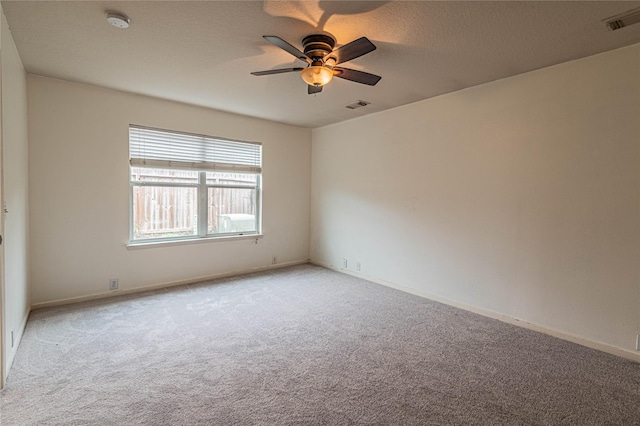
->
xmin=1 ymin=264 xmax=639 ymax=424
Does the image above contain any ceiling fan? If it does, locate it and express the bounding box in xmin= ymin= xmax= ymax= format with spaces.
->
xmin=251 ymin=34 xmax=381 ymax=94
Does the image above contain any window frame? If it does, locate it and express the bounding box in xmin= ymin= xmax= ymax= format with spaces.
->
xmin=128 ymin=125 xmax=262 ymax=245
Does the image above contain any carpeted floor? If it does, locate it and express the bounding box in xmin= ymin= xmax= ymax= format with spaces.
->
xmin=1 ymin=264 xmax=639 ymax=425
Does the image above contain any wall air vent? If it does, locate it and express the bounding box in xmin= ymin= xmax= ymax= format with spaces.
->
xmin=604 ymin=7 xmax=640 ymax=31
xmin=345 ymin=100 xmax=371 ymax=110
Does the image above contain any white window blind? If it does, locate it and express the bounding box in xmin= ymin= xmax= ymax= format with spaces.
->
xmin=129 ymin=125 xmax=262 ymax=173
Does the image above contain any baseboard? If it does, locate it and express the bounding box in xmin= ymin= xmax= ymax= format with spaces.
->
xmin=311 ymin=260 xmax=640 ymax=363
xmin=32 ymin=260 xmax=309 ymax=310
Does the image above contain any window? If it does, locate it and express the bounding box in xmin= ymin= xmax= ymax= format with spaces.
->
xmin=129 ymin=125 xmax=261 ymax=243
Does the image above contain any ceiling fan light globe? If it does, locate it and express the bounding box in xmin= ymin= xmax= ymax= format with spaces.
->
xmin=301 ymin=66 xmax=333 ymax=87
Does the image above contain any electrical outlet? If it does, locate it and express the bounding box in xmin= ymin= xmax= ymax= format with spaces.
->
xmin=109 ymin=278 xmax=119 ymax=291
xmin=636 ymin=334 xmax=640 ymax=351
xmin=342 ymin=258 xmax=348 ymax=268
xmin=272 ymin=256 xmax=277 ymax=265
xmin=356 ymin=262 xmax=361 ymax=272
xmin=11 ymin=331 xmax=14 ymax=348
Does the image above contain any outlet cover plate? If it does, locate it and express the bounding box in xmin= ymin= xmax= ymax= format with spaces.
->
xmin=109 ymin=278 xmax=119 ymax=290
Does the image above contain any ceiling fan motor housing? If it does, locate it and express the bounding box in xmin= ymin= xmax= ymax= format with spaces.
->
xmin=302 ymin=34 xmax=336 ymax=60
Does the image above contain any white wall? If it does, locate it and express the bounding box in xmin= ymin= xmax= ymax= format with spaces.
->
xmin=1 ymin=7 xmax=30 ymax=376
xmin=28 ymin=76 xmax=311 ymax=304
xmin=311 ymin=44 xmax=640 ymax=356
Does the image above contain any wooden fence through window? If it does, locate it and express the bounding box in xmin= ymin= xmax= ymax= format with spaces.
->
xmin=132 ymin=170 xmax=256 ymax=239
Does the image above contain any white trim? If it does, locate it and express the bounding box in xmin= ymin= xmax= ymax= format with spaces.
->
xmin=4 ymin=308 xmax=29 ymax=376
xmin=311 ymin=260 xmax=640 ymax=363
xmin=127 ymin=233 xmax=263 ymax=249
xmin=0 ymin=8 xmax=5 ymax=386
xmin=197 ymin=171 xmax=207 ymax=237
xmin=31 ymin=260 xmax=309 ymax=310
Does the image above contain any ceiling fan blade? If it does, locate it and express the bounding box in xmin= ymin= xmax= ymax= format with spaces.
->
xmin=263 ymin=36 xmax=310 ymax=63
xmin=330 ymin=37 xmax=376 ymax=65
xmin=251 ymin=68 xmax=304 ymax=76
xmin=333 ymin=67 xmax=381 ymax=86
xmin=308 ymin=85 xmax=323 ymax=95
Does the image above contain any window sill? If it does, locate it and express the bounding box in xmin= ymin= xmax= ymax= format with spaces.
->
xmin=126 ymin=234 xmax=263 ymax=250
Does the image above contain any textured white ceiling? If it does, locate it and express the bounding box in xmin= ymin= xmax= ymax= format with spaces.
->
xmin=3 ymin=1 xmax=640 ymax=128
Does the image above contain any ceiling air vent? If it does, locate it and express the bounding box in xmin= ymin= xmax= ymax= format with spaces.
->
xmin=604 ymin=7 xmax=640 ymax=31
xmin=345 ymin=100 xmax=370 ymax=110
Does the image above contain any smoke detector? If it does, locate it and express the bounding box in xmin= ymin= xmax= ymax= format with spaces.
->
xmin=604 ymin=7 xmax=640 ymax=31
xmin=107 ymin=11 xmax=130 ymax=29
